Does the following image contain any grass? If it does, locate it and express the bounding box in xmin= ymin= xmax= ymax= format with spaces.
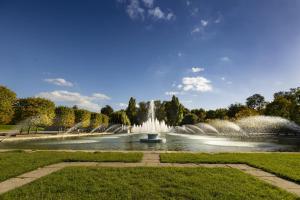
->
xmin=160 ymin=152 xmax=300 ymax=183
xmin=1 ymin=167 xmax=298 ymax=200
xmin=0 ymin=150 xmax=143 ymax=182
xmin=0 ymin=125 xmax=15 ymax=131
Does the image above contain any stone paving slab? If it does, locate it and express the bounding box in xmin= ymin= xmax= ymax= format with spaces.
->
xmin=0 ymin=152 xmax=300 ymax=197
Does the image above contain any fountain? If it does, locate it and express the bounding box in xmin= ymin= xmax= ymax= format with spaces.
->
xmin=131 ymin=100 xmax=170 ymax=143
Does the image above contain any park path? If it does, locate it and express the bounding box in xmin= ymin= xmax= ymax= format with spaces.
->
xmin=0 ymin=152 xmax=300 ymax=196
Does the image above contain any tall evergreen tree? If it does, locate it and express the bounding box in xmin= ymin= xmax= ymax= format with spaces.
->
xmin=165 ymin=96 xmax=184 ymax=126
xmin=126 ymin=97 xmax=137 ymax=125
xmin=0 ymin=85 xmax=16 ymax=124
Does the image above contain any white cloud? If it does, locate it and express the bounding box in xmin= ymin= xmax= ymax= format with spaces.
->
xmin=44 ymin=78 xmax=73 ymax=87
xmin=117 ymin=103 xmax=128 ymax=107
xmin=191 ymin=27 xmax=201 ymax=34
xmin=142 ymin=0 xmax=154 ymax=8
xmin=36 ymin=90 xmax=110 ymax=111
xmin=181 ymin=76 xmax=212 ymax=92
xmin=191 ymin=67 xmax=204 ymax=73
xmin=126 ymin=0 xmax=145 ymax=20
xmin=221 ymin=56 xmax=231 ymax=62
xmin=165 ymin=91 xmax=179 ymax=96
xmin=221 ymin=77 xmax=226 ymax=81
xmin=186 ymin=0 xmax=191 ymax=6
xmin=201 ymin=19 xmax=208 ymax=27
xmin=177 ymin=84 xmax=183 ymax=89
xmin=92 ymin=93 xmax=111 ymax=100
xmin=177 ymin=52 xmax=183 ymax=57
xmin=148 ymin=7 xmax=175 ymax=21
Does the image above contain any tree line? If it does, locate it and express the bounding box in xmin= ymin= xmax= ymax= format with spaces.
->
xmin=0 ymin=85 xmax=300 ymax=132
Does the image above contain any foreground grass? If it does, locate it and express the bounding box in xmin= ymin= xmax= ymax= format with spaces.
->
xmin=0 ymin=151 xmax=142 ymax=182
xmin=0 ymin=125 xmax=15 ymax=131
xmin=160 ymin=153 xmax=300 ymax=183
xmin=1 ymin=167 xmax=298 ymax=200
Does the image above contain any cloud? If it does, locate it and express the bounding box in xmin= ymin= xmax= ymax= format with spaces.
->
xmin=36 ymin=90 xmax=110 ymax=111
xmin=191 ymin=27 xmax=201 ymax=34
xmin=201 ymin=19 xmax=208 ymax=27
xmin=117 ymin=103 xmax=128 ymax=107
xmin=186 ymin=0 xmax=191 ymax=6
xmin=92 ymin=93 xmax=111 ymax=100
xmin=165 ymin=91 xmax=179 ymax=96
xmin=141 ymin=0 xmax=154 ymax=8
xmin=177 ymin=52 xmax=183 ymax=57
xmin=148 ymin=7 xmax=175 ymax=21
xmin=126 ymin=0 xmax=145 ymax=20
xmin=44 ymin=78 xmax=73 ymax=87
xmin=191 ymin=67 xmax=204 ymax=73
xmin=181 ymin=76 xmax=213 ymax=92
xmin=221 ymin=77 xmax=232 ymax=84
xmin=221 ymin=56 xmax=231 ymax=62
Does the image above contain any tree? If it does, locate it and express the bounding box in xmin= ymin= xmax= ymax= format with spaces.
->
xmin=265 ymin=96 xmax=293 ymax=119
xmin=74 ymin=109 xmax=91 ymax=128
xmin=90 ymin=113 xmax=102 ymax=129
xmin=214 ymin=108 xmax=228 ymax=120
xmin=227 ymin=103 xmax=247 ymax=119
xmin=109 ymin=111 xmax=130 ymax=125
xmin=0 ymin=86 xmax=16 ymax=124
xmin=137 ymin=101 xmax=148 ymax=124
xmin=235 ymin=107 xmax=258 ymax=119
xmin=126 ymin=97 xmax=137 ymax=125
xmin=101 ymin=105 xmax=114 ymax=117
xmin=205 ymin=110 xmax=217 ymax=120
xmin=181 ymin=113 xmax=198 ymax=125
xmin=14 ymin=97 xmax=55 ymax=127
xmin=191 ymin=109 xmax=206 ymax=122
xmin=246 ymin=94 xmax=266 ymax=110
xmin=155 ymin=101 xmax=167 ymax=122
xmin=54 ymin=106 xmax=75 ymax=129
xmin=165 ymin=96 xmax=184 ymax=126
xmin=100 ymin=114 xmax=109 ymax=127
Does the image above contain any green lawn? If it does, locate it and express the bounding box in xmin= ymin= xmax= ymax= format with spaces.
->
xmin=0 ymin=125 xmax=15 ymax=131
xmin=0 ymin=151 xmax=142 ymax=182
xmin=1 ymin=167 xmax=298 ymax=200
xmin=160 ymin=153 xmax=300 ymax=183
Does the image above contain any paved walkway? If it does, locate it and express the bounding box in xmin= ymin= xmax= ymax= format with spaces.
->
xmin=0 ymin=152 xmax=300 ymax=197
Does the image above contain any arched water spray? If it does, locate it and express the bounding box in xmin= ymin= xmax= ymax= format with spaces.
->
xmin=65 ymin=122 xmax=82 ymax=134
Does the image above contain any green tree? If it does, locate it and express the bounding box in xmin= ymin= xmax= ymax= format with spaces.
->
xmin=214 ymin=108 xmax=228 ymax=120
xmin=74 ymin=109 xmax=91 ymax=128
xmin=191 ymin=109 xmax=206 ymax=122
xmin=101 ymin=105 xmax=114 ymax=117
xmin=246 ymin=94 xmax=266 ymax=110
xmin=227 ymin=103 xmax=247 ymax=119
xmin=137 ymin=101 xmax=148 ymax=124
xmin=0 ymin=86 xmax=16 ymax=124
xmin=205 ymin=110 xmax=216 ymax=120
xmin=181 ymin=113 xmax=199 ymax=125
xmin=235 ymin=107 xmax=258 ymax=119
xmin=109 ymin=111 xmax=130 ymax=125
xmin=54 ymin=106 xmax=75 ymax=129
xmin=126 ymin=97 xmax=137 ymax=125
xmin=90 ymin=113 xmax=102 ymax=129
xmin=155 ymin=101 xmax=167 ymax=122
xmin=14 ymin=97 xmax=55 ymax=127
xmin=165 ymin=96 xmax=184 ymax=126
xmin=265 ymin=96 xmax=293 ymax=119
xmin=100 ymin=113 xmax=109 ymax=127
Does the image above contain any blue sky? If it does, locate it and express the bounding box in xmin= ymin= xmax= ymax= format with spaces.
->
xmin=0 ymin=0 xmax=300 ymax=111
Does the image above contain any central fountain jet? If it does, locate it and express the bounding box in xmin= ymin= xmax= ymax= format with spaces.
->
xmin=131 ymin=100 xmax=170 ymax=143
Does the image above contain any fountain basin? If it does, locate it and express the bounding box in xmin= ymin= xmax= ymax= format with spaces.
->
xmin=140 ymin=133 xmax=162 ymax=143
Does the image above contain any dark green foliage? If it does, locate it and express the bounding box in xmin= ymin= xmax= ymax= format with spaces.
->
xmin=54 ymin=106 xmax=75 ymax=129
xmin=154 ymin=100 xmax=167 ymax=122
xmin=214 ymin=108 xmax=228 ymax=120
xmin=13 ymin=97 xmax=55 ymax=127
xmin=74 ymin=109 xmax=91 ymax=128
xmin=227 ymin=103 xmax=247 ymax=119
xmin=191 ymin=108 xmax=206 ymax=122
xmin=126 ymin=97 xmax=137 ymax=124
xmin=246 ymin=93 xmax=266 ymax=110
xmin=165 ymin=95 xmax=184 ymax=126
xmin=0 ymin=86 xmax=16 ymax=124
xmin=100 ymin=113 xmax=109 ymax=126
xmin=110 ymin=111 xmax=130 ymax=125
xmin=181 ymin=113 xmax=198 ymax=125
xmin=205 ymin=110 xmax=216 ymax=120
xmin=265 ymin=96 xmax=294 ymax=119
xmin=89 ymin=112 xmax=102 ymax=129
xmin=101 ymin=105 xmax=114 ymax=117
xmin=136 ymin=101 xmax=148 ymax=124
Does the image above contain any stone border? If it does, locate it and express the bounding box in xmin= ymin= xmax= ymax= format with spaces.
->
xmin=0 ymin=152 xmax=299 ymax=196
